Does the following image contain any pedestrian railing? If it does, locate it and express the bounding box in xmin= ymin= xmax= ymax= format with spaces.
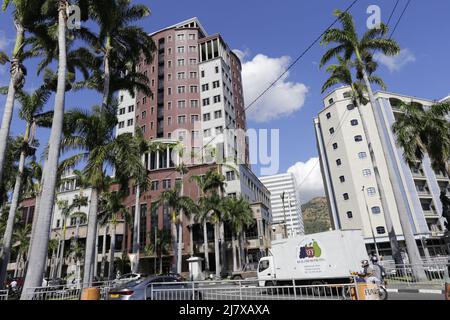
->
xmin=22 ymin=280 xmax=115 ymax=300
xmin=0 ymin=290 xmax=8 ymax=301
xmin=383 ymin=263 xmax=450 ymax=288
xmin=145 ymin=280 xmax=358 ymax=301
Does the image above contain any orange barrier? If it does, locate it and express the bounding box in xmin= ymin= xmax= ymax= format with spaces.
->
xmin=446 ymin=283 xmax=449 ymax=301
xmin=80 ymin=287 xmax=100 ymax=301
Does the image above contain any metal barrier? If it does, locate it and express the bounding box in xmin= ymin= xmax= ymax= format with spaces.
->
xmin=22 ymin=280 xmax=114 ymax=300
xmin=146 ymin=280 xmax=358 ymax=301
xmin=383 ymin=263 xmax=450 ymax=288
xmin=0 ymin=290 xmax=8 ymax=301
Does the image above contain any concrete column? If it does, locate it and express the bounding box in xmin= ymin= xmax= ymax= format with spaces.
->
xmin=166 ymin=147 xmax=170 ymax=168
xmin=156 ymin=149 xmax=160 ymax=170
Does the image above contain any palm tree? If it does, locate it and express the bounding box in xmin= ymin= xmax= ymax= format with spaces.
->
xmin=158 ymin=183 xmax=198 ymax=274
xmin=0 ymin=85 xmax=51 ymax=287
xmin=12 ymin=223 xmax=31 ymax=278
xmin=0 ymin=137 xmax=20 ymax=214
xmin=0 ymin=0 xmax=46 ymax=189
xmin=222 ymin=197 xmax=253 ymax=272
xmin=98 ymin=191 xmax=129 ymax=280
xmin=75 ymin=0 xmax=154 ymax=110
xmin=60 ymin=105 xmax=145 ymax=285
xmin=154 ymin=228 xmax=171 ymax=274
xmin=67 ymin=240 xmax=84 ymax=287
xmin=393 ymin=101 xmax=450 ymax=175
xmin=320 ymin=10 xmax=426 ymax=281
xmin=47 ymin=238 xmax=59 ymax=279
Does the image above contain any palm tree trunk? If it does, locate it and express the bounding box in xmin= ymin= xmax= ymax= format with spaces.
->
xmin=57 ymin=226 xmax=66 ymax=278
xmin=203 ymin=220 xmax=210 ymax=272
xmin=356 ymin=53 xmax=427 ymax=281
xmin=232 ymin=233 xmax=237 ymax=272
xmin=0 ymin=147 xmax=26 ymax=288
xmin=83 ymin=187 xmax=99 ymax=285
xmin=100 ymin=225 xmax=107 ymax=279
xmin=101 ymin=38 xmax=111 ymax=110
xmin=93 ymin=225 xmax=99 ymax=280
xmin=21 ymin=1 xmax=68 ymax=299
xmin=14 ymin=253 xmax=21 ymax=278
xmin=108 ymin=224 xmax=116 ymax=280
xmin=53 ymin=238 xmax=61 ymax=279
xmin=220 ymin=221 xmax=226 ymax=276
xmin=214 ymin=222 xmax=220 ymax=277
xmin=171 ymin=221 xmax=178 ymax=273
xmin=177 ymin=217 xmax=183 ymax=274
xmin=23 ymin=193 xmax=41 ymax=278
xmin=237 ymin=232 xmax=243 ymax=270
xmin=132 ymin=184 xmax=140 ymax=273
xmin=0 ymin=18 xmax=24 ymax=189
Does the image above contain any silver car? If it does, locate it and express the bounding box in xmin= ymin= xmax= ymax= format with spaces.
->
xmin=108 ymin=275 xmax=189 ymax=300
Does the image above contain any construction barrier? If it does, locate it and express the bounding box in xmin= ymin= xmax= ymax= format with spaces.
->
xmin=446 ymin=283 xmax=449 ymax=301
xmin=81 ymin=287 xmax=100 ymax=300
xmin=353 ymin=283 xmax=380 ymax=301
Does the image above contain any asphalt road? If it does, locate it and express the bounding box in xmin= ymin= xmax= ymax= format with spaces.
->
xmin=388 ymin=292 xmax=445 ymax=300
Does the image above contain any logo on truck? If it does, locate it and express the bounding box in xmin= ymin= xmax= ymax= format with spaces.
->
xmin=298 ymin=240 xmax=322 ymax=259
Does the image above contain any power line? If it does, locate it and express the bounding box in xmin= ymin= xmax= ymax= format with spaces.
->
xmin=386 ymin=0 xmax=401 ymax=27
xmin=389 ymin=0 xmax=412 ymax=38
xmin=243 ymin=0 xmax=360 ymax=114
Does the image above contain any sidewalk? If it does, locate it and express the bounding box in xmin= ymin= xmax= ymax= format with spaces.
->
xmin=387 ymin=283 xmax=445 ymax=295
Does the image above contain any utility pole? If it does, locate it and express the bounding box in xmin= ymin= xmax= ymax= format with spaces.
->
xmin=362 ymin=186 xmax=380 ymax=258
xmin=280 ymin=192 xmax=288 ymax=239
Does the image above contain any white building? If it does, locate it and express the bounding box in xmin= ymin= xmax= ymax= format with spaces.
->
xmin=259 ymin=173 xmax=304 ymax=237
xmin=314 ymin=86 xmax=449 ymax=257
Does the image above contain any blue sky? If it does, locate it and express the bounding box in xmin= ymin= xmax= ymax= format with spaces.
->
xmin=1 ymin=0 xmax=449 ymax=203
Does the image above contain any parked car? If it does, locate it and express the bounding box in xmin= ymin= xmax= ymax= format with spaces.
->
xmin=231 ymin=263 xmax=259 ymax=280
xmin=112 ymin=273 xmax=144 ymax=285
xmin=108 ymin=275 xmax=189 ymax=300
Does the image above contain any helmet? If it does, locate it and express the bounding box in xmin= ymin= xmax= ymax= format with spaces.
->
xmin=361 ymin=260 xmax=369 ymax=267
xmin=371 ymin=256 xmax=379 ymax=263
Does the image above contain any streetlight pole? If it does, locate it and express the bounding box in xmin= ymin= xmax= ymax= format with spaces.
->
xmin=362 ymin=186 xmax=380 ymax=258
xmin=280 ymin=192 xmax=288 ymax=239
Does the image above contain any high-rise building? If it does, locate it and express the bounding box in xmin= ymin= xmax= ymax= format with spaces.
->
xmin=314 ymin=86 xmax=449 ymax=258
xmin=259 ymin=173 xmax=304 ymax=237
xmin=115 ymin=18 xmax=271 ymax=273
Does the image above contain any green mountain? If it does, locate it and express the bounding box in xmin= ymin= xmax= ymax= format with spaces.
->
xmin=301 ymin=197 xmax=332 ymax=235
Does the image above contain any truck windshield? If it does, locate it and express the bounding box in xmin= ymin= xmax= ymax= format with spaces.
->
xmin=258 ymin=260 xmax=270 ymax=272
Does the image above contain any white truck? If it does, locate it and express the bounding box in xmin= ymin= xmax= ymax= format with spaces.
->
xmin=257 ymin=230 xmax=369 ymax=287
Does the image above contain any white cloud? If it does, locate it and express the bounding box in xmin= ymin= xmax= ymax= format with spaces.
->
xmin=288 ymin=157 xmax=325 ymax=204
xmin=238 ymin=53 xmax=308 ymax=123
xmin=373 ymin=48 xmax=416 ymax=73
xmin=0 ymin=32 xmax=9 ymax=51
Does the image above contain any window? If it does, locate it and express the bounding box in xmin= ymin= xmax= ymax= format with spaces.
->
xmin=326 ymin=112 xmax=331 ymax=119
xmin=188 ymin=34 xmax=196 ymax=40
xmin=120 ymin=95 xmax=124 ymax=102
xmin=343 ymin=193 xmax=349 ymax=200
xmin=151 ymin=181 xmax=159 ymax=191
xmin=177 ymin=59 xmax=185 ymax=66
xmin=189 ymin=46 xmax=197 ymax=53
xmin=191 ymin=131 xmax=199 ymax=139
xmin=118 ymin=121 xmax=125 ymax=129
xmin=339 ymin=176 xmax=345 ymax=183
xmin=203 ymin=129 xmax=211 ymax=137
xmin=354 ymin=135 xmax=363 ymax=142
xmin=168 ymin=87 xmax=172 ymax=95
xmin=343 ymin=91 xmax=352 ymax=98
xmin=336 ymin=159 xmax=342 ymax=166
xmin=202 ymin=98 xmax=210 ymax=106
xmin=358 ymin=152 xmax=367 ymax=159
xmin=212 ymin=81 xmax=220 ymax=89
xmin=141 ymin=111 xmax=146 ymax=119
xmin=347 ymin=211 xmax=353 ymax=219
xmin=119 ymin=108 xmax=125 ymax=115
xmin=371 ymin=206 xmax=381 ymax=214
xmin=191 ymin=115 xmax=199 ymax=123
xmin=367 ymin=187 xmax=377 ymax=197
xmin=362 ymin=169 xmax=372 ymax=177
xmin=215 ymin=126 xmax=223 ymax=134
xmin=258 ymin=260 xmax=270 ymax=273
xmin=202 ymin=84 xmax=209 ymax=92
xmin=177 ymin=34 xmax=185 ymax=41
xmin=190 ymin=100 xmax=199 ymax=108
xmin=333 ymin=143 xmax=338 ymax=150
xmin=167 ymin=48 xmax=172 ymax=55
xmin=376 ymin=227 xmax=386 ymax=235
xmin=127 ymin=119 xmax=133 ymax=126
xmin=177 ymin=72 xmax=185 ymax=80
xmin=177 ymin=86 xmax=186 ymax=94
xmin=214 ymin=110 xmax=222 ymax=119
xmin=177 ymin=100 xmax=186 ymax=109
xmin=167 ymin=117 xmax=172 ymax=125
xmin=329 ymin=127 xmax=335 ymax=134
xmin=177 ymin=46 xmax=185 ymax=53
xmin=213 ymin=95 xmax=221 ymax=103
xmin=190 ymin=86 xmax=198 ymax=93
xmin=178 ymin=115 xmax=186 ymax=124
xmin=141 ymin=125 xmax=146 ymax=133
xmin=203 ymin=113 xmax=211 ymax=121
xmin=189 ymin=72 xmax=197 ymax=79
xmin=351 ymin=119 xmax=359 ymax=126
xmin=167 ymin=60 xmax=172 ymax=68
xmin=201 ymin=70 xmax=205 ymax=78
xmin=178 ymin=131 xmax=187 ymax=141
xmin=347 ymin=104 xmax=355 ymax=111
xmin=226 ymin=171 xmax=236 ymax=181
xmin=328 ymin=98 xmax=334 ymax=104
xmin=167 ymin=74 xmax=172 ymax=81
xmin=215 ymin=66 xmax=219 ymax=73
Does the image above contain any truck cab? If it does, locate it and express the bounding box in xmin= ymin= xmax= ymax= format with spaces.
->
xmin=257 ymin=256 xmax=275 ymax=286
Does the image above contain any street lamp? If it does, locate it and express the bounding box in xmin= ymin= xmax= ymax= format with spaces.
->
xmin=362 ymin=186 xmax=380 ymax=258
xmin=280 ymin=192 xmax=288 ymax=239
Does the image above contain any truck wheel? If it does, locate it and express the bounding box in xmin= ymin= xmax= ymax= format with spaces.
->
xmin=232 ymin=275 xmax=243 ymax=280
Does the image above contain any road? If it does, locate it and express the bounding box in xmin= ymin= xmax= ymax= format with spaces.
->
xmin=388 ymin=292 xmax=444 ymax=300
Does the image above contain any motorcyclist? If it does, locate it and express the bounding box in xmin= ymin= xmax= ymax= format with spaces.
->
xmin=369 ymin=256 xmax=386 ymax=285
xmin=357 ymin=259 xmax=380 ymax=284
